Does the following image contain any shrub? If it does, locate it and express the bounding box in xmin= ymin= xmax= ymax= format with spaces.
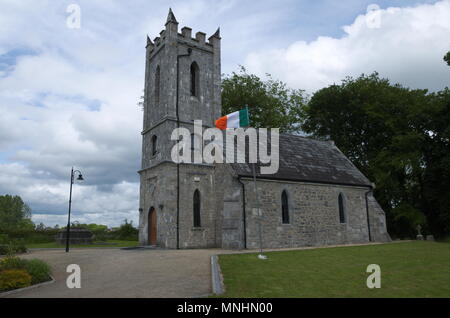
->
xmin=0 ymin=240 xmax=27 ymax=255
xmin=0 ymin=256 xmax=26 ymax=271
xmin=10 ymin=240 xmax=27 ymax=254
xmin=0 ymin=269 xmax=32 ymax=291
xmin=0 ymin=234 xmax=8 ymax=244
xmin=23 ymin=259 xmax=51 ymax=284
xmin=0 ymin=245 xmax=9 ymax=255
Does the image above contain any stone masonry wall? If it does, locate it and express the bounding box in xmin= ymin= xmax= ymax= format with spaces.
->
xmin=367 ymin=193 xmax=391 ymax=242
xmin=139 ymin=162 xmax=219 ymax=249
xmin=241 ymin=179 xmax=372 ymax=249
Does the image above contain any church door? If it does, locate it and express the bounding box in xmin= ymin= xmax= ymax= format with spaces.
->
xmin=148 ymin=207 xmax=157 ymax=245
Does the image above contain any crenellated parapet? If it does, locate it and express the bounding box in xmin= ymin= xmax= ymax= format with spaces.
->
xmin=146 ymin=8 xmax=220 ymax=58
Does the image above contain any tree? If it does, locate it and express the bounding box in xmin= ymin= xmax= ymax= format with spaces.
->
xmin=302 ymin=73 xmax=433 ymax=238
xmin=115 ymin=219 xmax=138 ymax=241
xmin=444 ymin=51 xmax=450 ymax=66
xmin=222 ymin=66 xmax=306 ymax=133
xmin=0 ymin=195 xmax=33 ymax=231
xmin=421 ymin=88 xmax=450 ymax=237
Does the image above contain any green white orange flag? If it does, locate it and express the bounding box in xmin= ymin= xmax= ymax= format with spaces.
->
xmin=215 ymin=108 xmax=250 ymax=130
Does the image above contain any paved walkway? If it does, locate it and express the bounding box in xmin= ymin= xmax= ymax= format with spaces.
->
xmin=2 ymin=248 xmax=223 ymax=298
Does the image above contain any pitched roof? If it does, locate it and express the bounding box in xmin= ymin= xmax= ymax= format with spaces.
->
xmin=230 ymin=134 xmax=372 ymax=187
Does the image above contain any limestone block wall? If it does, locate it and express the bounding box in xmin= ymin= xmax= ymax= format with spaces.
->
xmin=367 ymin=193 xmax=391 ymax=242
xmin=139 ymin=162 xmax=220 ymax=249
xmin=178 ymin=164 xmax=218 ymax=248
xmin=138 ymin=163 xmax=178 ymax=248
xmin=241 ymin=179 xmax=372 ymax=249
xmin=215 ymin=165 xmax=245 ymax=250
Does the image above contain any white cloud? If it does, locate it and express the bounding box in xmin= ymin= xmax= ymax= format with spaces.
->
xmin=245 ymin=0 xmax=450 ymax=92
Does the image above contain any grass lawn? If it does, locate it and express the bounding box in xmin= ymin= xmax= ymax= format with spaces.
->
xmin=26 ymin=240 xmax=139 ymax=249
xmin=217 ymin=241 xmax=450 ymax=298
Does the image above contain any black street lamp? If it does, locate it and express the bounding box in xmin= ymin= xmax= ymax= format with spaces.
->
xmin=66 ymin=167 xmax=84 ymax=253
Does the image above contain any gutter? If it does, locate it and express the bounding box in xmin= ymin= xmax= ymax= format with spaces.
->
xmin=237 ymin=174 xmax=372 ymax=189
xmin=237 ymin=177 xmax=247 ymax=249
xmin=365 ymin=185 xmax=374 ymax=242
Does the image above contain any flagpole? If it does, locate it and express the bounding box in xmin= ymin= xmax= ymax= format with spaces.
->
xmin=245 ymin=104 xmax=265 ymax=258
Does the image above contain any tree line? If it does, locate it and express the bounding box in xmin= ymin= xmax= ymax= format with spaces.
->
xmin=222 ymin=56 xmax=449 ymax=239
xmin=0 ymin=195 xmax=138 ymax=245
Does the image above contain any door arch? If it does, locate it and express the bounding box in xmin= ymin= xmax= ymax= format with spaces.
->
xmin=148 ymin=207 xmax=157 ymax=245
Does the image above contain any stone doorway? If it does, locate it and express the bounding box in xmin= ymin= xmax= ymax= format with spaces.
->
xmin=148 ymin=207 xmax=157 ymax=245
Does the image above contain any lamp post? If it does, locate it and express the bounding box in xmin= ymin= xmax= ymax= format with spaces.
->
xmin=66 ymin=167 xmax=84 ymax=253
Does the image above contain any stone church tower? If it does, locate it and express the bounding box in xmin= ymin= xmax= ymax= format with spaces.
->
xmin=138 ymin=9 xmax=222 ymax=248
xmin=139 ymin=9 xmax=391 ymax=250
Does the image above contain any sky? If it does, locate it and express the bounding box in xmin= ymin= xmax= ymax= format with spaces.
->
xmin=0 ymin=0 xmax=449 ymax=228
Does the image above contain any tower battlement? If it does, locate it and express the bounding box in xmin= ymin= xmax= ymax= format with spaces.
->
xmin=146 ymin=8 xmax=220 ymax=57
xmin=141 ymin=7 xmax=222 ymax=151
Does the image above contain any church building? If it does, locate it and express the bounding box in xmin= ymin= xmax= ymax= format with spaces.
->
xmin=138 ymin=9 xmax=391 ymax=249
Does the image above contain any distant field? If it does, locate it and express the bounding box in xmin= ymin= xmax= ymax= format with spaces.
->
xmin=26 ymin=240 xmax=139 ymax=249
xmin=217 ymin=241 xmax=450 ymax=298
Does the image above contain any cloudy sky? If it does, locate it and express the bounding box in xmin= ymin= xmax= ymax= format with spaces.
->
xmin=0 ymin=0 xmax=449 ymax=228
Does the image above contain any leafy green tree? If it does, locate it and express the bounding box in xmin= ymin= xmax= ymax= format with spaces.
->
xmin=0 ymin=195 xmax=33 ymax=231
xmin=302 ymin=73 xmax=432 ymax=238
xmin=115 ymin=219 xmax=138 ymax=241
xmin=222 ymin=66 xmax=306 ymax=133
xmin=421 ymin=88 xmax=450 ymax=237
xmin=444 ymin=51 xmax=450 ymax=66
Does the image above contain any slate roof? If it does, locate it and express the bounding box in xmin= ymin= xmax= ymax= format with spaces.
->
xmin=230 ymin=134 xmax=372 ymax=187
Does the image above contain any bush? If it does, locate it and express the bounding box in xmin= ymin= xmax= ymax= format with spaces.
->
xmin=0 ymin=245 xmax=9 ymax=255
xmin=23 ymin=259 xmax=51 ymax=284
xmin=0 ymin=234 xmax=8 ymax=244
xmin=110 ymin=219 xmax=139 ymax=241
xmin=0 ymin=269 xmax=32 ymax=291
xmin=0 ymin=240 xmax=27 ymax=255
xmin=10 ymin=240 xmax=27 ymax=254
xmin=0 ymin=256 xmax=27 ymax=271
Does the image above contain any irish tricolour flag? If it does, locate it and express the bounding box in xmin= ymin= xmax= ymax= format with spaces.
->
xmin=215 ymin=108 xmax=250 ymax=130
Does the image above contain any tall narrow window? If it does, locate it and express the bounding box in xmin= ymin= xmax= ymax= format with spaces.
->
xmin=193 ymin=190 xmax=201 ymax=227
xmin=281 ymin=190 xmax=290 ymax=224
xmin=191 ymin=133 xmax=196 ymax=151
xmin=190 ymin=62 xmax=199 ymax=97
xmin=151 ymin=135 xmax=157 ymax=156
xmin=338 ymin=193 xmax=346 ymax=223
xmin=155 ymin=66 xmax=160 ymax=104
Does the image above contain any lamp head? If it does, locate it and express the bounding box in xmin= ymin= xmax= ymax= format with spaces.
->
xmin=77 ymin=174 xmax=84 ymax=182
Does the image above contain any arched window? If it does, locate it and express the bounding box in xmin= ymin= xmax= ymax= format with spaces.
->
xmin=151 ymin=135 xmax=157 ymax=156
xmin=338 ymin=193 xmax=346 ymax=223
xmin=191 ymin=133 xmax=196 ymax=151
xmin=281 ymin=190 xmax=290 ymax=224
xmin=190 ymin=62 xmax=199 ymax=97
xmin=193 ymin=189 xmax=201 ymax=227
xmin=155 ymin=66 xmax=160 ymax=104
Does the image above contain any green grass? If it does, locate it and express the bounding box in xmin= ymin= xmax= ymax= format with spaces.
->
xmin=25 ymin=240 xmax=139 ymax=249
xmin=217 ymin=241 xmax=450 ymax=298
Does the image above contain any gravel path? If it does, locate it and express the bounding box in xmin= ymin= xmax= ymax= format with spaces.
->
xmin=2 ymin=248 xmax=223 ymax=298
